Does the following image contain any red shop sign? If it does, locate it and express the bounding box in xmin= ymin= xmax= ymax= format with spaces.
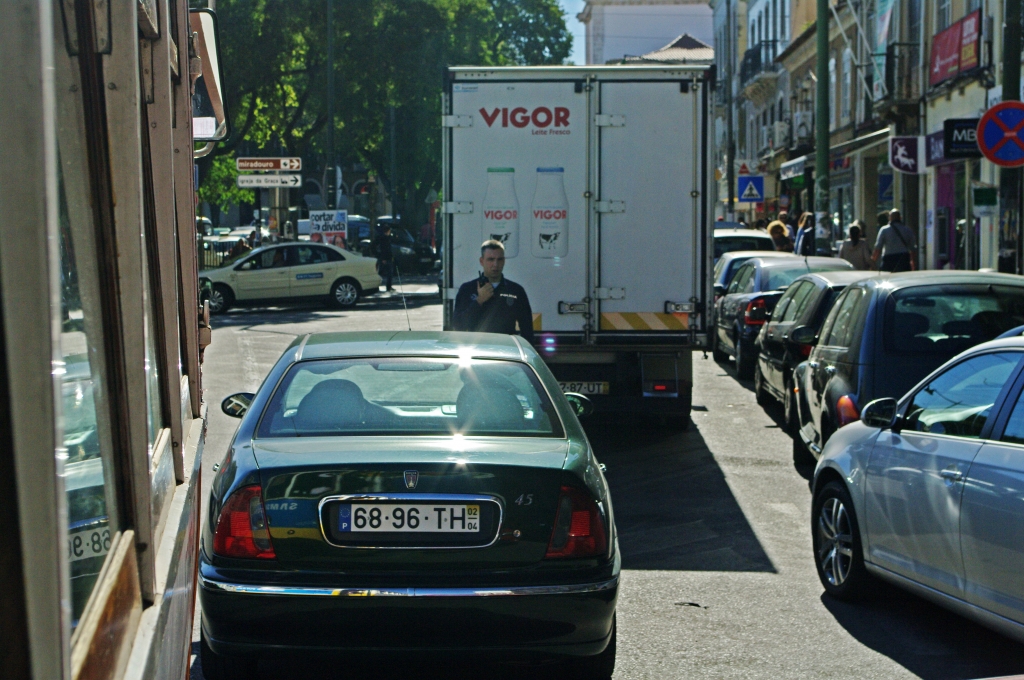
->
xmin=929 ymin=10 xmax=981 ymax=87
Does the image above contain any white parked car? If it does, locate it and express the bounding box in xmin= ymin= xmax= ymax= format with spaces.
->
xmin=812 ymin=336 xmax=1024 ymax=643
xmin=200 ymin=243 xmax=380 ymax=313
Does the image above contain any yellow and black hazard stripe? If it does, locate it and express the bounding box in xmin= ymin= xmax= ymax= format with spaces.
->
xmin=600 ymin=312 xmax=689 ymax=331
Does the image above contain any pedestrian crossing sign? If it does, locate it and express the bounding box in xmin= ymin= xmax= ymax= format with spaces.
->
xmin=737 ymin=175 xmax=764 ymax=203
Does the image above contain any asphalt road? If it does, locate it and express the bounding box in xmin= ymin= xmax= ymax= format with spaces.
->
xmin=190 ymin=282 xmax=1024 ymax=679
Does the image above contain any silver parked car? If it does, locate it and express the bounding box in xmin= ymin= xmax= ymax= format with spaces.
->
xmin=812 ymin=336 xmax=1024 ymax=643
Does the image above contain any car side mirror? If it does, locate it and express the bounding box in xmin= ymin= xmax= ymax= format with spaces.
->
xmin=221 ymin=392 xmax=254 ymax=418
xmin=189 ymin=9 xmax=229 ymax=142
xmin=861 ymin=398 xmax=898 ymax=429
xmin=563 ymin=393 xmax=595 ymax=418
xmin=713 ymin=283 xmax=726 ymax=297
xmin=789 ymin=325 xmax=817 ymax=345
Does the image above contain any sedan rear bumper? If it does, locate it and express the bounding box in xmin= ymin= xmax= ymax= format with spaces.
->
xmin=199 ymin=572 xmax=618 ymax=656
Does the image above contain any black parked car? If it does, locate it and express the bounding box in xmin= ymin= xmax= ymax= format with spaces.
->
xmin=792 ymin=271 xmax=1024 ymax=463
xmin=359 ymin=225 xmax=436 ymax=275
xmin=712 ymin=257 xmax=853 ymax=378
xmin=753 ymin=270 xmax=876 ymax=430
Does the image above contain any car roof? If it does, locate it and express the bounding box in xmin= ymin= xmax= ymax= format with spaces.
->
xmin=755 ymin=256 xmax=848 ymax=269
xmin=296 ymin=331 xmax=528 ymax=362
xmin=796 ymin=270 xmax=878 ymax=286
xmin=862 ymin=270 xmax=1024 ymax=289
xmin=714 ymin=229 xmax=772 ymax=238
xmin=719 ymin=250 xmax=794 ymax=262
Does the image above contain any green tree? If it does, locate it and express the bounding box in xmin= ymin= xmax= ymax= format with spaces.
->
xmin=492 ymin=0 xmax=572 ymax=65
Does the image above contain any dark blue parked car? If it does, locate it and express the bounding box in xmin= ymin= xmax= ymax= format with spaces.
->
xmin=792 ymin=271 xmax=1024 ymax=463
xmin=712 ymin=257 xmax=853 ymax=378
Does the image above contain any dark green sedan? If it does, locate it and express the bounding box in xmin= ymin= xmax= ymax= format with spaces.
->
xmin=199 ymin=331 xmax=619 ymax=679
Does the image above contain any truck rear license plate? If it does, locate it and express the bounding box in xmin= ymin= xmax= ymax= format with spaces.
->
xmin=559 ymin=382 xmax=609 ymax=395
xmin=338 ymin=504 xmax=480 ymax=532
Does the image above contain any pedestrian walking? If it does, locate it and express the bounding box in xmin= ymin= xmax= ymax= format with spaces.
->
xmin=872 ymin=209 xmax=917 ymax=272
xmin=768 ymin=220 xmax=793 ymax=252
xmin=777 ymin=211 xmax=795 ymax=239
xmin=375 ymin=225 xmax=395 ymax=291
xmin=453 ymin=240 xmax=534 ymax=343
xmin=838 ymin=221 xmax=872 ymax=270
xmin=794 ymin=212 xmax=816 ymax=256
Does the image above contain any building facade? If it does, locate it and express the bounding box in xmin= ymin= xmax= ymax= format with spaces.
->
xmin=579 ymin=0 xmax=715 ymax=64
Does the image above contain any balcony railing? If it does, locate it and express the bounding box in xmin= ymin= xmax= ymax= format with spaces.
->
xmin=882 ymin=43 xmax=921 ymax=104
xmin=739 ymin=40 xmax=780 ymax=88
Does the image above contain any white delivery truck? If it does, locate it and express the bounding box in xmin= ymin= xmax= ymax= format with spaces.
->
xmin=442 ymin=65 xmax=713 ymax=425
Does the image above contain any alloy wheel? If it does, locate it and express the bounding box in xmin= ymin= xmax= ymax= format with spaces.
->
xmin=817 ymin=497 xmax=854 ymax=587
xmin=333 ymin=282 xmax=358 ymax=306
xmin=208 ymin=288 xmax=225 ymax=313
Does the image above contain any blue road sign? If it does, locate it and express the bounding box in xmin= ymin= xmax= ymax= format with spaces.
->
xmin=978 ymin=101 xmax=1024 ymax=167
xmin=737 ymin=175 xmax=764 ymax=203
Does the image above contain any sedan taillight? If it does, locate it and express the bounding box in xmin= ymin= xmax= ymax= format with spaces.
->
xmin=213 ymin=485 xmax=276 ymax=559
xmin=745 ymin=298 xmax=768 ymax=325
xmin=545 ymin=486 xmax=607 ymax=559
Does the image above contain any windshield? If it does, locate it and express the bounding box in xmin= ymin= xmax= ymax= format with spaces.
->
xmin=257 ymin=357 xmax=563 ymax=438
xmin=714 ymin=236 xmax=773 ymax=260
xmin=765 ymin=263 xmax=850 ymax=290
xmin=887 ymin=284 xmax=1024 ymax=355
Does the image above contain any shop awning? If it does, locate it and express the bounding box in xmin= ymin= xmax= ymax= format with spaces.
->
xmin=780 ymin=156 xmax=807 ymax=180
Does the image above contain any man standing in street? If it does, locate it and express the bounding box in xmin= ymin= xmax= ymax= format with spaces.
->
xmin=453 ymin=240 xmax=535 ymax=343
xmin=872 ymin=208 xmax=917 ymax=272
xmin=374 ymin=225 xmax=395 ymax=292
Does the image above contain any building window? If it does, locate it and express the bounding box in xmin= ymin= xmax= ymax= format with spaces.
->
xmin=936 ymin=0 xmax=951 ymax=30
xmin=841 ymin=49 xmax=852 ymax=124
xmin=829 ymin=57 xmax=837 ymax=130
xmin=966 ymin=0 xmax=981 ymax=13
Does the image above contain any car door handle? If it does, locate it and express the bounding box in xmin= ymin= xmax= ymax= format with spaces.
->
xmin=824 ymin=366 xmax=836 ymax=375
xmin=808 ymin=361 xmax=820 ymax=369
xmin=940 ymin=468 xmax=964 ymax=482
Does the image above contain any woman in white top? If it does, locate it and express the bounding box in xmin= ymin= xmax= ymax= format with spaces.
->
xmin=838 ymin=221 xmax=873 ymax=270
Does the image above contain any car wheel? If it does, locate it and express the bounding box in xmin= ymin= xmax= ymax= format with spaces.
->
xmin=812 ymin=481 xmax=871 ymax=601
xmin=783 ymin=377 xmax=798 ymax=434
xmin=753 ymin=363 xmax=770 ymax=406
xmin=571 ymin=615 xmax=615 ymax=680
xmin=208 ymin=284 xmax=233 ymax=315
xmin=200 ymin=629 xmax=258 ymax=680
xmin=711 ymin=329 xmax=728 ymax=363
xmin=734 ymin=337 xmax=754 ymax=380
xmin=330 ymin=278 xmax=360 ymax=308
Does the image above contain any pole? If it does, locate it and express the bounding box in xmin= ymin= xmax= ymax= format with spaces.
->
xmin=814 ymin=0 xmax=830 ymax=255
xmin=389 ymin=105 xmax=397 ymax=218
xmin=326 ymin=0 xmax=335 ymax=210
xmin=726 ymin=0 xmax=735 ymax=220
xmin=1002 ymin=0 xmax=1021 ymax=272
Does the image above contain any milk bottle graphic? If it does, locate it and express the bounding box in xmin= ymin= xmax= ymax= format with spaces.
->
xmin=531 ymin=167 xmax=568 ymax=258
xmin=481 ymin=167 xmax=519 ymax=257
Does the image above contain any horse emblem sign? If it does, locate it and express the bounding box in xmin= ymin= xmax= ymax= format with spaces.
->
xmin=977 ymin=101 xmax=1024 ymax=167
xmin=889 ymin=136 xmax=922 ymax=174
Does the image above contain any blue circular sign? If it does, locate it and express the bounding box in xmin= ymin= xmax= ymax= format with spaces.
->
xmin=977 ymin=102 xmax=1024 ymax=167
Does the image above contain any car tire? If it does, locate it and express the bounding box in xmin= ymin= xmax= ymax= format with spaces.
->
xmin=783 ymin=377 xmax=798 ymax=434
xmin=200 ymin=629 xmax=258 ymax=680
xmin=330 ymin=278 xmax=361 ymax=308
xmin=812 ymin=480 xmax=872 ymax=601
xmin=753 ymin=363 xmax=770 ymax=407
xmin=711 ymin=330 xmax=728 ymax=363
xmin=208 ymin=284 xmax=233 ymax=315
xmin=571 ymin=615 xmax=616 ymax=680
xmin=734 ymin=336 xmax=754 ymax=380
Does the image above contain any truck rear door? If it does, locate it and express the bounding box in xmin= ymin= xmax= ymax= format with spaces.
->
xmin=595 ymin=80 xmax=704 ymax=334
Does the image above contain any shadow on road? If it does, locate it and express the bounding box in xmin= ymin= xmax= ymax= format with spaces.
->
xmin=210 ymin=296 xmax=441 ymax=329
xmin=820 ymin=585 xmax=1024 ymax=679
xmin=584 ymin=415 xmax=776 ymax=573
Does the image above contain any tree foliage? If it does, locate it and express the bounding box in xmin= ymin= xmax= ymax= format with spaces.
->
xmin=200 ymin=0 xmax=571 ymax=226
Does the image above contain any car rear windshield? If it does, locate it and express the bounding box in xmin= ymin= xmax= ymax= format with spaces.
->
xmin=765 ymin=263 xmax=849 ymax=290
xmin=714 ymin=236 xmax=773 ymax=260
xmin=887 ymin=284 xmax=1024 ymax=355
xmin=257 ymin=357 xmax=564 ymax=438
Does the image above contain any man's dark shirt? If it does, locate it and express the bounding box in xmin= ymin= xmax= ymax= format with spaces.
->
xmin=374 ymin=232 xmax=393 ymax=262
xmin=453 ymin=276 xmax=535 ymax=343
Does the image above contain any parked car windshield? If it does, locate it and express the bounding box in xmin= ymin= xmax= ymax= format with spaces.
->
xmin=765 ymin=263 xmax=850 ymax=290
xmin=887 ymin=284 xmax=1024 ymax=355
xmin=714 ymin=235 xmax=773 ymax=260
xmin=257 ymin=357 xmax=563 ymax=438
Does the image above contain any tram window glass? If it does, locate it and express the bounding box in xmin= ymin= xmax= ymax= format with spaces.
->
xmin=57 ymin=155 xmax=119 ymax=629
xmin=144 ymin=259 xmax=164 ymax=454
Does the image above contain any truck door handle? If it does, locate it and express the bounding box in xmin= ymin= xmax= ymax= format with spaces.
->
xmin=940 ymin=468 xmax=964 ymax=482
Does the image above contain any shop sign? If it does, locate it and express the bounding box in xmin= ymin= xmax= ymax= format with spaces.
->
xmin=926 ymin=130 xmax=947 ymax=166
xmin=929 ymin=10 xmax=982 ymax=87
xmin=890 ymin=136 xmax=924 ymax=173
xmin=943 ymin=118 xmax=981 ymax=158
xmin=779 ymin=155 xmax=806 ymax=180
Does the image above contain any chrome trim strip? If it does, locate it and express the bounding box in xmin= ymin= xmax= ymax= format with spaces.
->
xmin=315 ymin=493 xmax=505 ymax=549
xmin=199 ymin=573 xmax=618 ymax=598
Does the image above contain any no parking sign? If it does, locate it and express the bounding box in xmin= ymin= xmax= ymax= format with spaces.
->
xmin=977 ymin=101 xmax=1024 ymax=167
